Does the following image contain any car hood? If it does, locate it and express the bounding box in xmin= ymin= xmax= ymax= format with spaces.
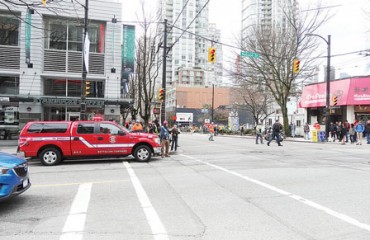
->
xmin=0 ymin=152 xmax=26 ymax=168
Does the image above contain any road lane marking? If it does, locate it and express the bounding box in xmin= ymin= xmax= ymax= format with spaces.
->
xmin=180 ymin=154 xmax=370 ymax=232
xmin=124 ymin=162 xmax=169 ymax=240
xmin=33 ymin=180 xmax=128 ymax=188
xmin=60 ymin=183 xmax=92 ymax=240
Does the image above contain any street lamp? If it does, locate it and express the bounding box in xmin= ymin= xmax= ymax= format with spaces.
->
xmin=306 ymin=33 xmax=331 ymax=141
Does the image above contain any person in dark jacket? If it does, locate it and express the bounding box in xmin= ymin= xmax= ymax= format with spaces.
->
xmin=340 ymin=122 xmax=347 ymax=145
xmin=366 ymin=120 xmax=370 ymax=144
xmin=267 ymin=120 xmax=283 ymax=146
xmin=170 ymin=125 xmax=180 ymax=151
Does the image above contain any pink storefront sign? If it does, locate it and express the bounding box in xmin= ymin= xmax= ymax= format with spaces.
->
xmin=299 ymin=77 xmax=370 ymax=108
xmin=346 ymin=77 xmax=370 ymax=105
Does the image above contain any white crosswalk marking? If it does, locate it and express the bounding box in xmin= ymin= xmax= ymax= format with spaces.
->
xmin=180 ymin=154 xmax=370 ymax=233
xmin=60 ymin=183 xmax=92 ymax=240
xmin=124 ymin=162 xmax=169 ymax=240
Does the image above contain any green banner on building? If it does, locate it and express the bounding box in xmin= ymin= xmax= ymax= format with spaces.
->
xmin=121 ymin=25 xmax=135 ymax=97
xmin=25 ymin=10 xmax=32 ymax=64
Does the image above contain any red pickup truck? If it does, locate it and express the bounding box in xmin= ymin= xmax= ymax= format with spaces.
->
xmin=18 ymin=120 xmax=162 ymax=166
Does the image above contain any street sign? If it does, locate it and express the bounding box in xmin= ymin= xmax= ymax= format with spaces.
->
xmin=240 ymin=51 xmax=260 ymax=58
xmin=153 ymin=107 xmax=160 ymax=115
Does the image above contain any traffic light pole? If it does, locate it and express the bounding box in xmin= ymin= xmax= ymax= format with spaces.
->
xmin=80 ymin=0 xmax=89 ymax=120
xmin=161 ymin=19 xmax=167 ymax=124
xmin=306 ymin=33 xmax=331 ymax=140
xmin=325 ymin=35 xmax=331 ymax=141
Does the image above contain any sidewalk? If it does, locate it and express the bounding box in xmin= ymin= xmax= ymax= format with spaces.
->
xmin=217 ymin=133 xmax=342 ymax=144
xmin=0 ymin=140 xmax=18 ymax=146
xmin=0 ymin=140 xmax=18 ymax=154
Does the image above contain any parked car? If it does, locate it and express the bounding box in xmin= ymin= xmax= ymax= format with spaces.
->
xmin=0 ymin=152 xmax=31 ymax=201
xmin=18 ymin=120 xmax=162 ymax=166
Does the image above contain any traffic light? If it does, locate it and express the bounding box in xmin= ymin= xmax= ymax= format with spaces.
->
xmin=208 ymin=47 xmax=216 ymax=63
xmin=293 ymin=59 xmax=300 ymax=73
xmin=158 ymin=88 xmax=165 ymax=101
xmin=332 ymin=95 xmax=338 ymax=106
xmin=41 ymin=0 xmax=47 ymax=6
xmin=85 ymin=81 xmax=91 ymax=96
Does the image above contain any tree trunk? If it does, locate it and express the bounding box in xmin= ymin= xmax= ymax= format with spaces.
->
xmin=281 ymin=105 xmax=289 ymax=136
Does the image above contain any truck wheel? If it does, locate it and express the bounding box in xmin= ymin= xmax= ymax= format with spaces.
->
xmin=133 ymin=145 xmax=152 ymax=162
xmin=39 ymin=148 xmax=62 ymax=166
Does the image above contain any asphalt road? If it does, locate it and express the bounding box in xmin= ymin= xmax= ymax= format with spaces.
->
xmin=1 ymin=134 xmax=370 ymax=240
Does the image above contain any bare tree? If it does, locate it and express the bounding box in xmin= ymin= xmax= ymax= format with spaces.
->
xmin=230 ymin=2 xmax=331 ymax=134
xmin=129 ymin=1 xmax=161 ymax=127
xmin=233 ymin=85 xmax=274 ymax=125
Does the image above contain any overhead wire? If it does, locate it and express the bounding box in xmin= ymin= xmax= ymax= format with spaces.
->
xmin=168 ymin=0 xmax=191 ymax=33
xmin=167 ymin=0 xmax=211 ymax=54
xmin=2 ymin=0 xmax=368 ymax=68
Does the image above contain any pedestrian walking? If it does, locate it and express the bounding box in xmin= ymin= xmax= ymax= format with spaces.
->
xmin=208 ymin=122 xmax=215 ymax=141
xmin=267 ymin=120 xmax=283 ymax=146
xmin=159 ymin=121 xmax=170 ymax=157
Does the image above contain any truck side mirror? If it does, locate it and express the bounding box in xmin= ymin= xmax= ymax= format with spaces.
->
xmin=118 ymin=130 xmax=125 ymax=136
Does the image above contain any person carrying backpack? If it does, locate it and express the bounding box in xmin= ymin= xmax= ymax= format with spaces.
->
xmin=267 ymin=119 xmax=283 ymax=146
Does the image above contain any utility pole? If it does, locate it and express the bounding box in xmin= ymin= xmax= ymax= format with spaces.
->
xmin=80 ymin=0 xmax=89 ymax=120
xmin=211 ymin=84 xmax=214 ymax=123
xmin=161 ymin=19 xmax=167 ymax=124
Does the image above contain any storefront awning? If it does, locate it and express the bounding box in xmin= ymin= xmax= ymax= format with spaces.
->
xmin=299 ymin=76 xmax=370 ymax=108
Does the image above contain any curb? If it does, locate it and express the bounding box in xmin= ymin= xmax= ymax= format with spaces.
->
xmin=215 ymin=134 xmax=332 ymax=144
xmin=0 ymin=140 xmax=18 ymax=147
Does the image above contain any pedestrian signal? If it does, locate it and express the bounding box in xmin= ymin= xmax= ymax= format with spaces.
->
xmin=208 ymin=47 xmax=216 ymax=63
xmin=293 ymin=59 xmax=300 ymax=73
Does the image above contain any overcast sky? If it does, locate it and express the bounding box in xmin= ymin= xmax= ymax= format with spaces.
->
xmin=121 ymin=0 xmax=370 ymax=77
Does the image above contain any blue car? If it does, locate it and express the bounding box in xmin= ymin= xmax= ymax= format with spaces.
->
xmin=0 ymin=152 xmax=31 ymax=201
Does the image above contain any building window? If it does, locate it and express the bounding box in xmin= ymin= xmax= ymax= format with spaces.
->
xmin=47 ymin=20 xmax=67 ymax=50
xmin=0 ymin=13 xmax=19 ymax=46
xmin=44 ymin=78 xmax=105 ymax=98
xmin=0 ymin=76 xmax=19 ymax=94
xmin=296 ymin=120 xmax=301 ymax=127
xmin=45 ymin=18 xmax=105 ymax=53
